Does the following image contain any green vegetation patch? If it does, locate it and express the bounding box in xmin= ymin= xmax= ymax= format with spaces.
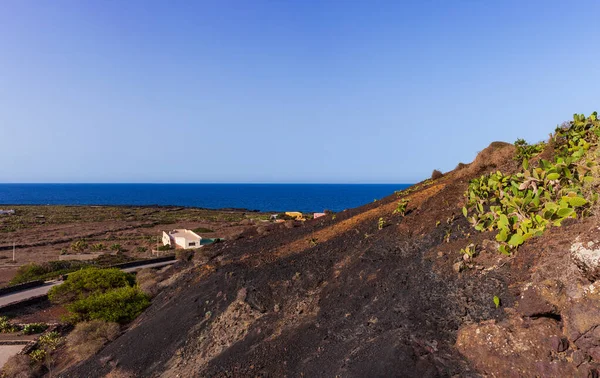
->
xmin=463 ymin=112 xmax=600 ymax=255
xmin=8 ymin=254 xmax=136 ymax=286
xmin=513 ymin=138 xmax=546 ymax=163
xmin=49 ymin=268 xmax=149 ymax=324
xmin=66 ymin=286 xmax=150 ymax=324
xmin=10 ymin=261 xmax=91 ymax=285
xmin=48 ymin=268 xmax=135 ymax=304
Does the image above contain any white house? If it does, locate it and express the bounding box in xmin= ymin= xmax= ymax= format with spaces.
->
xmin=162 ymin=229 xmax=202 ymax=249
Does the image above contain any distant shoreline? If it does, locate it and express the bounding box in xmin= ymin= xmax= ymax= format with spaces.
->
xmin=0 ymin=183 xmax=412 ymax=213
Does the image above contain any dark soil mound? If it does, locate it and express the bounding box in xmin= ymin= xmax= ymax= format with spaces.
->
xmin=63 ymin=134 xmax=600 ymax=377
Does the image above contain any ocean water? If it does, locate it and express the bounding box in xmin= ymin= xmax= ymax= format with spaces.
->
xmin=0 ymin=184 xmax=412 ymax=213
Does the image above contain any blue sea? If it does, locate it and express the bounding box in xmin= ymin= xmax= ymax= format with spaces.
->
xmin=0 ymin=184 xmax=411 ymax=213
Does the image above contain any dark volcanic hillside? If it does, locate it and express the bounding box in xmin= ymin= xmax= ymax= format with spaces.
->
xmin=64 ymin=117 xmax=600 ymax=377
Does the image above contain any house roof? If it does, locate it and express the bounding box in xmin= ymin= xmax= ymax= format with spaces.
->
xmin=169 ymin=229 xmax=201 ymax=241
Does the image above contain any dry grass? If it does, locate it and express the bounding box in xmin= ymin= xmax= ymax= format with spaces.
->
xmin=1 ymin=354 xmax=39 ymax=378
xmin=66 ymin=320 xmax=120 ymax=361
xmin=431 ymin=169 xmax=443 ymax=180
xmin=458 ymin=141 xmax=517 ymax=178
xmin=136 ymin=268 xmax=160 ymax=297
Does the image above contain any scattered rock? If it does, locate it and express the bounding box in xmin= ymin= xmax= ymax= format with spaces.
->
xmin=589 ymin=347 xmax=600 ymax=362
xmin=549 ymin=335 xmax=569 ymax=352
xmin=571 ymin=239 xmax=600 ymax=282
xmin=453 ymin=261 xmax=464 ymax=273
xmin=573 ymin=350 xmax=590 ymax=367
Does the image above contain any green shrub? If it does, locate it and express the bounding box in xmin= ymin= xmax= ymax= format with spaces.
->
xmin=157 ymin=244 xmax=172 ymax=251
xmin=9 ymin=260 xmax=92 ymax=285
xmin=514 ymin=138 xmax=546 ymax=163
xmin=29 ymin=331 xmax=63 ymax=374
xmin=110 ymin=244 xmax=124 ymax=253
xmin=48 ymin=268 xmax=135 ymax=304
xmin=22 ymin=323 xmax=48 ymax=335
xmin=66 ymin=286 xmax=150 ymax=324
xmin=90 ymin=243 xmax=105 ymax=252
xmin=393 ymin=199 xmax=410 ymax=216
xmin=0 ymin=316 xmax=19 ymax=333
xmin=70 ymin=240 xmax=88 ymax=253
xmin=136 ymin=246 xmax=147 ymax=253
xmin=464 ymin=112 xmax=600 ymax=254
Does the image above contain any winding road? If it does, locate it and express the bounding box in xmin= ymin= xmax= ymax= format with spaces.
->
xmin=0 ymin=260 xmax=175 ymax=309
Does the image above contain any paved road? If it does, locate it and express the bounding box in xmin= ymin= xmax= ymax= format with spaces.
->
xmin=0 ymin=260 xmax=175 ymax=308
xmin=0 ymin=344 xmax=27 ymax=368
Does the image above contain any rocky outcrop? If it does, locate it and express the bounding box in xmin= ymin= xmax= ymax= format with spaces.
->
xmin=456 ymin=220 xmax=600 ymax=377
xmin=572 ymin=238 xmax=600 ymax=282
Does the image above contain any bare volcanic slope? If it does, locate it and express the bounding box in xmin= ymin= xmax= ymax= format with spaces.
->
xmin=65 ymin=115 xmax=600 ymax=377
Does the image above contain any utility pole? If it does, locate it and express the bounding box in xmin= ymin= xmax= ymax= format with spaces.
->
xmin=12 ymin=242 xmax=15 ymax=262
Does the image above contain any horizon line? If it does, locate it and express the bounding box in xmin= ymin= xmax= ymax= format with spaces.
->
xmin=0 ymin=182 xmax=416 ymax=185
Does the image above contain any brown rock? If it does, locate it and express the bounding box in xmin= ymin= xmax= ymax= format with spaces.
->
xmin=456 ymin=316 xmax=577 ymax=377
xmin=589 ymin=347 xmax=600 ymax=362
xmin=564 ymin=298 xmax=600 ymax=348
xmin=549 ymin=335 xmax=569 ymax=352
xmin=517 ymin=285 xmax=558 ymax=318
xmin=573 ymin=350 xmax=590 ymax=367
xmin=453 ymin=261 xmax=464 ymax=273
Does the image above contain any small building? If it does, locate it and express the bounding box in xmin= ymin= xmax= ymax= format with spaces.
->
xmin=313 ymin=213 xmax=326 ymax=219
xmin=162 ymin=229 xmax=202 ymax=249
xmin=0 ymin=209 xmax=15 ymax=215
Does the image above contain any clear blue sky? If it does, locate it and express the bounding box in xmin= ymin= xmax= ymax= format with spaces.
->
xmin=1 ymin=1 xmax=599 ymax=183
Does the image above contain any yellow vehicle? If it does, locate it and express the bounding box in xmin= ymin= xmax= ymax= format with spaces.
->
xmin=285 ymin=211 xmax=305 ymax=221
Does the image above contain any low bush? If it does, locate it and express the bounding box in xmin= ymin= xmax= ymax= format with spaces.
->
xmin=48 ymin=268 xmax=135 ymax=304
xmin=90 ymin=243 xmax=105 ymax=252
xmin=29 ymin=331 xmax=63 ymax=375
xmin=0 ymin=316 xmax=19 ymax=333
xmin=66 ymin=286 xmax=150 ymax=324
xmin=22 ymin=323 xmax=48 ymax=335
xmin=70 ymin=240 xmax=88 ymax=253
xmin=9 ymin=260 xmax=91 ymax=285
xmin=514 ymin=138 xmax=546 ymax=163
xmin=157 ymin=244 xmax=172 ymax=251
xmin=431 ymin=169 xmax=443 ymax=180
xmin=2 ymin=354 xmax=39 ymax=378
xmin=135 ymin=246 xmax=147 ymax=253
xmin=66 ymin=320 xmax=120 ymax=360
xmin=463 ymin=112 xmax=600 ymax=254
